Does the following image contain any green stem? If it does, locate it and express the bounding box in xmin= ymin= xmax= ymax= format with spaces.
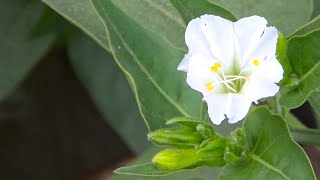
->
xmin=275 ymin=93 xmax=284 ymax=117
xmin=290 ymin=128 xmax=320 ymax=146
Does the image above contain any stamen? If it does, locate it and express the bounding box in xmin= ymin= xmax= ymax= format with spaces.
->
xmin=252 ymin=59 xmax=260 ymax=66
xmin=205 ymin=82 xmax=214 ymax=91
xmin=210 ymin=62 xmax=221 ymax=72
xmin=216 ymin=74 xmax=236 ymax=93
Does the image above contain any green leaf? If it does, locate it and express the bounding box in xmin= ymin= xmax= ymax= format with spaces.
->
xmin=219 ymin=107 xmax=316 ymax=180
xmin=312 ymin=0 xmax=320 ymax=18
xmin=0 ymin=0 xmax=55 ymax=101
xmin=112 ymin=147 xmax=221 ymax=179
xmin=91 ymin=0 xmax=204 ymax=131
xmin=42 ymin=0 xmax=187 ymax=51
xmin=280 ymin=30 xmax=320 ymax=108
xmin=111 ymin=0 xmax=185 ymax=50
xmin=289 ymin=16 xmax=320 ymax=38
xmin=28 ymin=6 xmax=71 ymax=39
xmin=169 ymin=0 xmax=236 ymax=24
xmin=208 ymin=0 xmax=313 ymax=35
xmin=115 ymin=163 xmax=199 ymax=177
xmin=114 ymin=164 xmax=220 ymax=179
xmin=42 ymin=0 xmax=110 ymax=50
xmin=67 ymin=32 xmax=150 ymax=154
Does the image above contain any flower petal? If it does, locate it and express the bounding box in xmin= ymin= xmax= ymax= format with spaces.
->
xmin=243 ymin=27 xmax=279 ymax=67
xmin=234 ymin=16 xmax=268 ymax=66
xmin=186 ymin=54 xmax=221 ymax=95
xmin=177 ymin=54 xmax=191 ymax=72
xmin=243 ymin=79 xmax=280 ymax=102
xmin=205 ymin=93 xmax=252 ymax=125
xmin=257 ymin=57 xmax=284 ymax=83
xmin=185 ymin=14 xmax=235 ymax=67
xmin=226 ymin=94 xmax=252 ymax=123
xmin=204 ymin=94 xmax=231 ymax=125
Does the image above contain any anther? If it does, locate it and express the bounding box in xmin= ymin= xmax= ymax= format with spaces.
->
xmin=210 ymin=62 xmax=221 ymax=72
xmin=205 ymin=82 xmax=214 ymax=91
xmin=252 ymin=59 xmax=260 ymax=66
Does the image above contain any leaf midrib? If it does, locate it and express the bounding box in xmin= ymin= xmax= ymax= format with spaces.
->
xmin=300 ymin=60 xmax=320 ymax=81
xmin=249 ymin=154 xmax=290 ymax=180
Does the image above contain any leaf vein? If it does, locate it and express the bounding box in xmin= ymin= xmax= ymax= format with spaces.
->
xmin=102 ymin=4 xmax=192 ymax=118
xmin=249 ymin=154 xmax=291 ymax=180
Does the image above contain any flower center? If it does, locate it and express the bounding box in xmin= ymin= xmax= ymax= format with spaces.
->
xmin=208 ymin=62 xmax=248 ymax=93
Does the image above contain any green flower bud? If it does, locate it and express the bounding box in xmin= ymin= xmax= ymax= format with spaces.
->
xmin=152 ymin=149 xmax=200 ymax=170
xmin=148 ymin=128 xmax=204 ymax=148
xmin=197 ymin=138 xmax=227 ymax=167
xmin=224 ymin=128 xmax=247 ymax=164
xmin=199 ymin=137 xmax=226 ymax=151
xmin=196 ymin=124 xmax=216 ymax=139
xmin=281 ymin=74 xmax=300 ymax=94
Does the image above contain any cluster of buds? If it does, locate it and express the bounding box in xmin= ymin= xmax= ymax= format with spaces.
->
xmin=148 ymin=117 xmax=247 ymax=170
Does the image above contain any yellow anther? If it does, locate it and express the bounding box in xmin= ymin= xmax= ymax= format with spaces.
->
xmin=210 ymin=62 xmax=222 ymax=72
xmin=205 ymin=82 xmax=214 ymax=91
xmin=252 ymin=59 xmax=260 ymax=66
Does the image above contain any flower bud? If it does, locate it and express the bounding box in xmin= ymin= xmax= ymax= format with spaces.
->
xmin=152 ymin=149 xmax=200 ymax=170
xmin=148 ymin=128 xmax=204 ymax=148
xmin=224 ymin=128 xmax=247 ymax=164
xmin=197 ymin=138 xmax=227 ymax=167
xmin=196 ymin=124 xmax=216 ymax=138
xmin=281 ymin=74 xmax=300 ymax=94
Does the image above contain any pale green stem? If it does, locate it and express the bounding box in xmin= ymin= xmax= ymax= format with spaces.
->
xmin=290 ymin=128 xmax=320 ymax=146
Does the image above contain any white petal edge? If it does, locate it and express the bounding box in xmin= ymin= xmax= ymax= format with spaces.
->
xmin=177 ymin=54 xmax=191 ymax=72
xmin=227 ymin=94 xmax=252 ymax=123
xmin=204 ymin=94 xmax=231 ymax=125
xmin=205 ymin=93 xmax=252 ymax=124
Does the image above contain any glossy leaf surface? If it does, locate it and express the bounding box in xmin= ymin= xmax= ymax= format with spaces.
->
xmin=220 ymin=107 xmax=316 ymax=180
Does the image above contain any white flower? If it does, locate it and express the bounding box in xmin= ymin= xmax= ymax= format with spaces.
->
xmin=178 ymin=15 xmax=283 ymax=125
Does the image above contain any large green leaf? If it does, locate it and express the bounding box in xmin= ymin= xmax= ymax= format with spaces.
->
xmin=220 ymin=107 xmax=316 ymax=180
xmin=280 ymin=31 xmax=320 ymax=108
xmin=0 ymin=0 xmax=55 ymax=101
xmin=208 ymin=0 xmax=313 ymax=35
xmin=67 ymin=32 xmax=150 ymax=153
xmin=312 ymin=0 xmax=320 ymax=18
xmin=114 ymin=163 xmax=198 ymax=177
xmin=169 ymin=0 xmax=236 ymax=24
xmin=111 ymin=147 xmax=221 ymax=180
xmin=111 ymin=0 xmax=185 ymax=50
xmin=42 ymin=0 xmax=186 ymax=51
xmin=42 ymin=0 xmax=110 ymax=50
xmin=28 ymin=6 xmax=71 ymax=39
xmin=91 ymin=0 xmax=203 ymax=131
xmin=288 ymin=16 xmax=320 ymax=38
